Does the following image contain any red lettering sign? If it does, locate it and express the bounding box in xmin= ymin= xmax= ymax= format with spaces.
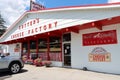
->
xmin=89 ymin=54 xmax=111 ymax=62
xmin=27 ymin=21 xmax=58 ymax=35
xmin=19 ymin=18 xmax=40 ymax=30
xmin=93 ymin=54 xmax=105 ymax=62
xmin=83 ymin=30 xmax=117 ymax=46
xmin=11 ymin=32 xmax=24 ymax=39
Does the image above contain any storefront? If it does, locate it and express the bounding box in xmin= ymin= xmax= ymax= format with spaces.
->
xmin=1 ymin=3 xmax=120 ymax=74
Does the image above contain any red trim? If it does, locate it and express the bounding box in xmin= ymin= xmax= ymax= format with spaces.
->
xmin=21 ymin=43 xmax=23 ymax=56
xmin=60 ymin=35 xmax=62 ymax=61
xmin=28 ymin=2 xmax=120 ymax=12
xmin=47 ymin=37 xmax=50 ymax=60
xmin=1 ymin=2 xmax=120 ymax=41
xmin=36 ymin=39 xmax=38 ymax=55
xmin=27 ymin=40 xmax=30 ymax=59
xmin=1 ymin=16 xmax=120 ymax=44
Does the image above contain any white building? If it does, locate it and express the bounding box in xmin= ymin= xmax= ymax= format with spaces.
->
xmin=1 ymin=2 xmax=120 ymax=74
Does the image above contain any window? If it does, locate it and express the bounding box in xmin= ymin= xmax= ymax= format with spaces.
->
xmin=49 ymin=37 xmax=61 ymax=53
xmin=38 ymin=38 xmax=47 ymax=60
xmin=22 ymin=42 xmax=28 ymax=55
xmin=30 ymin=40 xmax=36 ymax=53
xmin=38 ymin=39 xmax=47 ymax=53
xmin=63 ymin=33 xmax=71 ymax=42
xmin=49 ymin=37 xmax=61 ymax=61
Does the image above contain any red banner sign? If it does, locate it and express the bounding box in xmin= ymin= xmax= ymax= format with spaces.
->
xmin=83 ymin=30 xmax=117 ymax=46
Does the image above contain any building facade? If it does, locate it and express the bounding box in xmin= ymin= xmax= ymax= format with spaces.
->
xmin=0 ymin=3 xmax=120 ymax=74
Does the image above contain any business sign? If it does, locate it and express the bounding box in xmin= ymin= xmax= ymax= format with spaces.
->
xmin=30 ymin=1 xmax=45 ymax=11
xmin=83 ymin=30 xmax=117 ymax=46
xmin=89 ymin=47 xmax=111 ymax=62
xmin=10 ymin=18 xmax=58 ymax=40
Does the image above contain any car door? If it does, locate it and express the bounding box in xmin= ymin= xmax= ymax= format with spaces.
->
xmin=0 ymin=56 xmax=9 ymax=69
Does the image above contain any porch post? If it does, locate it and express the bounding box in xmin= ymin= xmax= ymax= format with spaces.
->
xmin=28 ymin=40 xmax=30 ymax=59
xmin=21 ymin=42 xmax=23 ymax=57
xmin=36 ymin=39 xmax=39 ymax=57
xmin=47 ymin=37 xmax=50 ymax=60
xmin=60 ymin=35 xmax=63 ymax=61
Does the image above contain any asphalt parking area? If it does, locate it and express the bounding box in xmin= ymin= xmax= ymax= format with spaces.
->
xmin=0 ymin=69 xmax=28 ymax=80
xmin=0 ymin=65 xmax=120 ymax=80
xmin=0 ymin=71 xmax=11 ymax=80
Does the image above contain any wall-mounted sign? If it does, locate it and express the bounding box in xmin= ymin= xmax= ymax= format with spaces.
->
xmin=83 ymin=30 xmax=117 ymax=46
xmin=10 ymin=18 xmax=58 ymax=40
xmin=89 ymin=47 xmax=111 ymax=62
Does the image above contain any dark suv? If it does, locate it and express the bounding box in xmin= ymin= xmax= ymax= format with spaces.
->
xmin=0 ymin=53 xmax=24 ymax=74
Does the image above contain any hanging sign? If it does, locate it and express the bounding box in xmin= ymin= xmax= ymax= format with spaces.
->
xmin=83 ymin=30 xmax=117 ymax=46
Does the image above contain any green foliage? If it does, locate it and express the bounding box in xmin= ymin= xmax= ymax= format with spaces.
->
xmin=0 ymin=13 xmax=7 ymax=36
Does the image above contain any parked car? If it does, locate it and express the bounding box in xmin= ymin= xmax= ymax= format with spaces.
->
xmin=0 ymin=53 xmax=24 ymax=74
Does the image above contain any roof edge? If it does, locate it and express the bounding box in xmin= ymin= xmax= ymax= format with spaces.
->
xmin=28 ymin=2 xmax=120 ymax=12
xmin=1 ymin=2 xmax=120 ymax=41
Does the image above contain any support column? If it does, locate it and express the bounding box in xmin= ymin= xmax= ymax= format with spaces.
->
xmin=27 ymin=40 xmax=30 ymax=59
xmin=60 ymin=35 xmax=63 ymax=61
xmin=36 ymin=39 xmax=39 ymax=57
xmin=47 ymin=37 xmax=50 ymax=60
xmin=21 ymin=42 xmax=23 ymax=57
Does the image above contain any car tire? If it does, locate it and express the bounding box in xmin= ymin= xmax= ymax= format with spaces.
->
xmin=9 ymin=63 xmax=21 ymax=74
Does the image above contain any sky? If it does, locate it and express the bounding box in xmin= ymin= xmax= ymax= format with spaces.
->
xmin=0 ymin=0 xmax=114 ymax=28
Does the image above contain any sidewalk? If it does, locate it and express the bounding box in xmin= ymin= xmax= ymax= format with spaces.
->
xmin=4 ymin=65 xmax=120 ymax=80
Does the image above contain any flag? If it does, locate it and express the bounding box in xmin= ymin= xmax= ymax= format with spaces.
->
xmin=30 ymin=0 xmax=45 ymax=11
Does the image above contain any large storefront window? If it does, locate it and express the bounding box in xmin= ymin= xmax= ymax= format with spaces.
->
xmin=22 ymin=42 xmax=28 ymax=62
xmin=22 ymin=42 xmax=28 ymax=55
xmin=63 ymin=33 xmax=71 ymax=42
xmin=49 ymin=37 xmax=61 ymax=61
xmin=38 ymin=39 xmax=47 ymax=60
xmin=30 ymin=40 xmax=37 ymax=60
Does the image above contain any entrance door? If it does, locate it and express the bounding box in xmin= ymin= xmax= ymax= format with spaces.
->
xmin=63 ymin=43 xmax=71 ymax=67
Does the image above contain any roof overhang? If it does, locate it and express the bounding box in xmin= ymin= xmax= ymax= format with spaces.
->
xmin=1 ymin=2 xmax=120 ymax=44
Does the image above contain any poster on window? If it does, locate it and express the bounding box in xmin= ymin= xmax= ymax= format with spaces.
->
xmin=83 ymin=30 xmax=117 ymax=46
xmin=89 ymin=47 xmax=111 ymax=62
xmin=14 ymin=44 xmax=20 ymax=52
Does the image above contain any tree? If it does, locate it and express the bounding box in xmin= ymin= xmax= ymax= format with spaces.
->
xmin=0 ymin=13 xmax=7 ymax=36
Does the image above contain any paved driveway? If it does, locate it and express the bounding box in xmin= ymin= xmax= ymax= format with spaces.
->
xmin=1 ymin=65 xmax=120 ymax=80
